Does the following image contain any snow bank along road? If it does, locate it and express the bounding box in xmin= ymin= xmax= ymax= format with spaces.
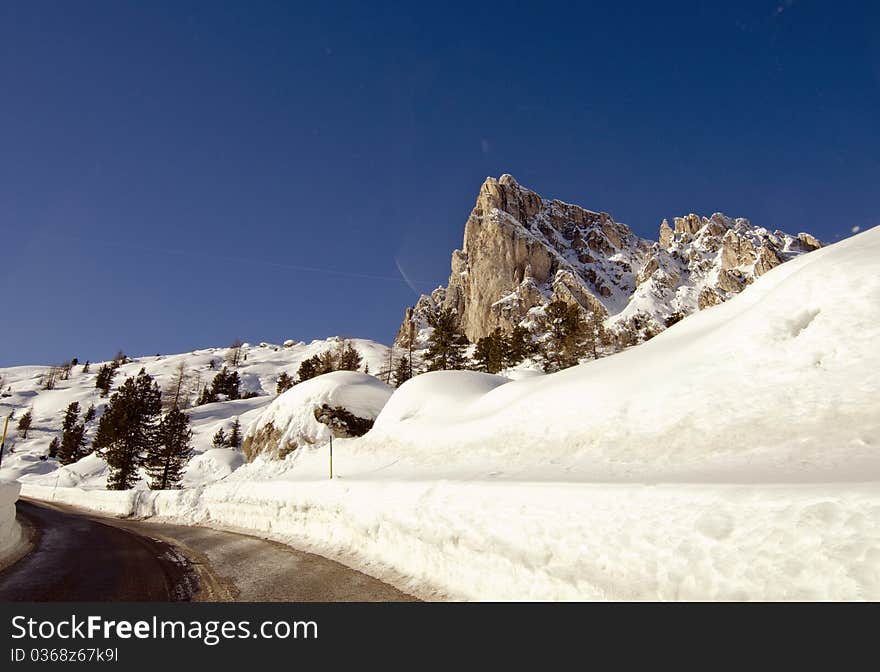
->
xmin=0 ymin=499 xmax=416 ymax=602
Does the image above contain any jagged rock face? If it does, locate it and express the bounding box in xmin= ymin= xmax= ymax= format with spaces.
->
xmin=406 ymin=174 xmax=648 ymax=343
xmin=396 ymin=175 xmax=821 ymax=345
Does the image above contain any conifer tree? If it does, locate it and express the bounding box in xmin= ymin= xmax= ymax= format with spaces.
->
xmin=336 ymin=341 xmax=362 ymax=371
xmin=392 ymin=355 xmax=413 ymax=387
xmin=474 ymin=328 xmax=506 ymax=373
xmin=58 ymin=422 xmax=86 ymax=465
xmin=197 ymin=385 xmax=216 ymax=406
xmin=146 ymin=407 xmax=193 ymax=490
xmin=62 ymin=401 xmax=80 ymax=433
xmin=163 ymin=361 xmax=190 ymax=410
xmin=83 ymin=404 xmax=97 ymax=424
xmin=228 ymin=418 xmax=242 ymax=449
xmin=537 ymin=300 xmax=588 ymax=372
xmin=95 ymin=364 xmax=117 ymax=396
xmin=297 ymin=355 xmax=321 ymax=382
xmin=208 ymin=367 xmax=241 ymax=400
xmin=424 ymin=307 xmax=469 ymax=371
xmin=17 ymin=410 xmax=33 ymax=439
xmin=82 ymin=360 xmax=90 ymax=373
xmin=48 ymin=436 xmax=59 ymax=459
xmin=212 ymin=427 xmax=229 ymax=448
xmin=503 ymin=325 xmax=535 ymax=367
xmin=93 ymin=368 xmax=162 ymax=490
xmin=276 ymin=372 xmax=294 ymax=394
xmin=225 ymin=338 xmax=244 ymax=368
xmin=317 ymin=350 xmax=336 ymax=375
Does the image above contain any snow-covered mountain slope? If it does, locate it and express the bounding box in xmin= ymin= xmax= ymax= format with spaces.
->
xmin=0 ymin=337 xmax=390 ymax=487
xmin=15 ymin=226 xmax=880 ymax=600
xmin=396 ymin=174 xmax=821 ymax=346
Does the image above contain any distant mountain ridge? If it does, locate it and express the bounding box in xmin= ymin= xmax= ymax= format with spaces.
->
xmin=396 ymin=174 xmax=822 ymax=346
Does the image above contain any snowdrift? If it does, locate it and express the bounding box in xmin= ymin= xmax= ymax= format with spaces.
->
xmin=242 ymin=371 xmax=393 ymax=460
xmin=0 ymin=479 xmax=22 ymax=564
xmin=359 ymin=225 xmax=880 ymax=482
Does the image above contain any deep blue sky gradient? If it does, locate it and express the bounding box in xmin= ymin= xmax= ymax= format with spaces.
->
xmin=1 ymin=1 xmax=878 ymax=365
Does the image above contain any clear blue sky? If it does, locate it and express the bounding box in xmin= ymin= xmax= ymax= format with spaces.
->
xmin=1 ymin=1 xmax=878 ymax=366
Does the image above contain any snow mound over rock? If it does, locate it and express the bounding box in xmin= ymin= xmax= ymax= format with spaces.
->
xmin=243 ymin=371 xmax=393 ymax=461
xmin=0 ymin=479 xmax=22 ymax=564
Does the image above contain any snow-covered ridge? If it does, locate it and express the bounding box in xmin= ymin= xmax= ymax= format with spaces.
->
xmin=397 ymin=174 xmax=821 ymax=346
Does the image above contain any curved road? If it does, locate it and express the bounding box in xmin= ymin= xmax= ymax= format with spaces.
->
xmin=0 ymin=499 xmax=417 ymax=602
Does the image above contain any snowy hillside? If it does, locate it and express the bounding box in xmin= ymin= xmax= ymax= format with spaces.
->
xmin=0 ymin=337 xmax=391 ymax=488
xmin=15 ymin=226 xmax=880 ymax=601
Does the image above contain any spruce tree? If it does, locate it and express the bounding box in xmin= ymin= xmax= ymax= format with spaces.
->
xmin=474 ymin=328 xmax=506 ymax=373
xmin=392 ymin=355 xmax=413 ymax=387
xmin=212 ymin=427 xmax=229 ymax=448
xmin=537 ymin=300 xmax=588 ymax=372
xmin=208 ymin=367 xmax=241 ymax=400
xmin=58 ymin=422 xmax=86 ymax=465
xmin=503 ymin=325 xmax=535 ymax=367
xmin=336 ymin=341 xmax=362 ymax=371
xmin=297 ymin=355 xmax=321 ymax=382
xmin=17 ymin=410 xmax=33 ymax=439
xmin=197 ymin=385 xmax=217 ymax=405
xmin=48 ymin=436 xmax=60 ymax=459
xmin=228 ymin=418 xmax=242 ymax=449
xmin=62 ymin=402 xmax=80 ymax=433
xmin=276 ymin=372 xmax=294 ymax=394
xmin=93 ymin=368 xmax=162 ymax=490
xmin=424 ymin=307 xmax=468 ymax=371
xmin=317 ymin=350 xmax=336 ymax=375
xmin=82 ymin=360 xmax=90 ymax=373
xmin=95 ymin=364 xmax=117 ymax=396
xmin=83 ymin=404 xmax=97 ymax=424
xmin=146 ymin=407 xmax=193 ymax=490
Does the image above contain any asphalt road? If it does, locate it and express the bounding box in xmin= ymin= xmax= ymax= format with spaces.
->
xmin=0 ymin=499 xmax=417 ymax=602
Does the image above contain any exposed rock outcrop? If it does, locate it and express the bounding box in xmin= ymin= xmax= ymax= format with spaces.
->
xmin=396 ymin=175 xmax=821 ymax=346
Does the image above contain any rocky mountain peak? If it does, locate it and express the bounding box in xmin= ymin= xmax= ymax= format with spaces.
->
xmin=396 ymin=176 xmax=822 ymax=348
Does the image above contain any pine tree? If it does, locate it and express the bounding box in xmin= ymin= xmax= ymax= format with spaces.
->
xmin=424 ymin=307 xmax=469 ymax=371
xmin=317 ymin=350 xmax=336 ymax=375
xmin=48 ymin=436 xmax=60 ymax=459
xmin=537 ymin=300 xmax=588 ymax=372
xmin=145 ymin=408 xmax=193 ymax=490
xmin=62 ymin=401 xmax=81 ymax=433
xmin=196 ymin=385 xmax=216 ymax=405
xmin=82 ymin=360 xmax=90 ymax=373
xmin=95 ymin=364 xmax=117 ymax=397
xmin=336 ymin=341 xmax=362 ymax=371
xmin=58 ymin=422 xmax=86 ymax=465
xmin=93 ymin=368 xmax=162 ymax=490
xmin=473 ymin=328 xmax=506 ymax=373
xmin=392 ymin=355 xmax=413 ymax=387
xmin=208 ymin=367 xmax=241 ymax=401
xmin=297 ymin=355 xmax=321 ymax=382
xmin=276 ymin=372 xmax=294 ymax=394
xmin=212 ymin=427 xmax=228 ymax=448
xmin=503 ymin=325 xmax=535 ymax=367
xmin=83 ymin=404 xmax=97 ymax=424
xmin=17 ymin=410 xmax=33 ymax=439
xmin=228 ymin=418 xmax=242 ymax=449
xmin=225 ymin=370 xmax=241 ymax=399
